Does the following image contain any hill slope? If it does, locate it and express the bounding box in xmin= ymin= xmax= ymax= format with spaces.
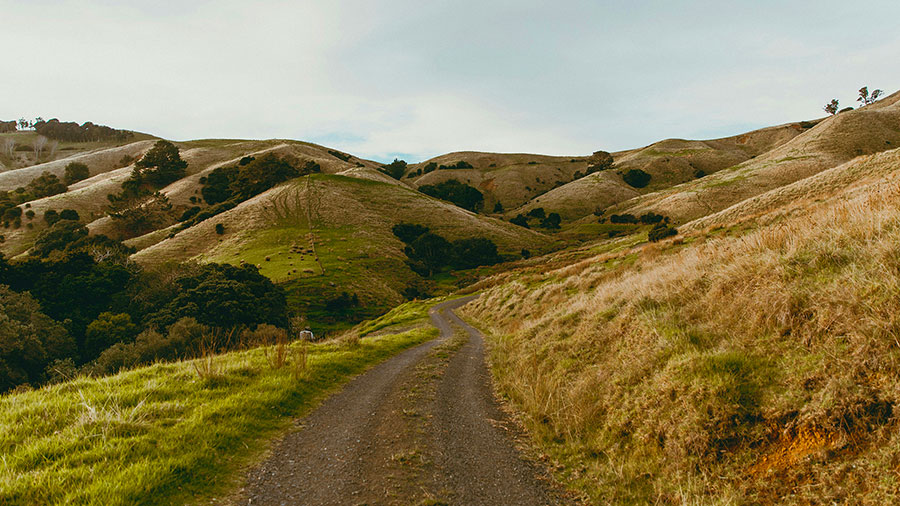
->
xmin=460 ymin=146 xmax=900 ymax=503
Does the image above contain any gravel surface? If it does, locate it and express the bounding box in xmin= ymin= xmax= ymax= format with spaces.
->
xmin=233 ymin=295 xmax=566 ymax=505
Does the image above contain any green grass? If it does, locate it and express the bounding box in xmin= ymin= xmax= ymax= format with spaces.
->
xmin=354 ymin=294 xmax=463 ymax=336
xmin=0 ymin=327 xmax=437 ymax=505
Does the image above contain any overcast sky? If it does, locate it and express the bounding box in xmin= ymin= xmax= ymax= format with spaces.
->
xmin=2 ymin=0 xmax=898 ymax=162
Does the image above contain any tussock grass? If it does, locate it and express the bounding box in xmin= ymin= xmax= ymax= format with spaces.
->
xmin=0 ymin=327 xmax=436 ymax=505
xmin=463 ymin=169 xmax=900 ymax=503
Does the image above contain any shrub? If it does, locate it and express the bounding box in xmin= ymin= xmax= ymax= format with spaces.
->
xmin=648 ymin=223 xmax=678 ymax=242
xmin=0 ymin=286 xmax=75 ymax=393
xmin=392 ymin=223 xmax=429 ymax=243
xmin=380 ymin=158 xmax=407 ymax=180
xmin=418 ymin=180 xmax=484 ymax=212
xmin=328 ymin=150 xmax=351 ymax=162
xmin=493 ymin=202 xmax=503 ymax=213
xmin=510 ymin=214 xmax=530 ymax=228
xmin=527 ymin=207 xmax=545 ymax=219
xmin=609 ymin=213 xmax=637 ymax=224
xmin=84 ymin=312 xmax=138 ymax=360
xmin=693 ymin=169 xmax=706 ymax=178
xmin=25 ymin=210 xmax=35 ymax=220
xmin=623 ymin=169 xmax=651 ymax=188
xmin=63 ymin=162 xmax=90 ymax=185
xmin=639 ymin=212 xmax=667 ymax=225
xmin=59 ymin=209 xmax=79 ymax=221
xmin=44 ymin=209 xmax=60 ymax=225
xmin=215 ymin=223 xmax=225 ymax=235
xmin=540 ymin=212 xmax=562 ymax=229
xmin=179 ymin=206 xmax=202 ymax=222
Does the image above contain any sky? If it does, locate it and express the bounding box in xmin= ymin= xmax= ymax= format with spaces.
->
xmin=2 ymin=0 xmax=899 ymax=162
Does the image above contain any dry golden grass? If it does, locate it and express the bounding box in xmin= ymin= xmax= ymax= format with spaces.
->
xmin=463 ymin=162 xmax=900 ymax=503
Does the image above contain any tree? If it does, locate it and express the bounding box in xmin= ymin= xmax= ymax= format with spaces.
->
xmin=622 ymin=169 xmax=651 ymax=188
xmin=2 ymin=138 xmax=15 ymax=157
xmin=26 ymin=172 xmax=67 ymax=199
xmin=32 ymin=136 xmax=48 ymax=159
xmin=380 ymin=159 xmax=408 ymax=180
xmin=133 ymin=140 xmax=188 ymax=187
xmin=418 ymin=180 xmax=484 ymax=212
xmin=540 ymin=212 xmax=562 ymax=229
xmin=84 ymin=312 xmax=138 ymax=359
xmin=823 ymin=99 xmax=839 ymax=115
xmin=648 ymin=223 xmax=678 ymax=242
xmin=858 ymin=86 xmax=884 ymax=106
xmin=108 ymin=192 xmax=172 ymax=237
xmin=0 ymin=285 xmax=75 ymax=393
xmin=588 ymin=150 xmax=614 ymax=173
xmin=145 ymin=263 xmax=288 ymax=329
xmin=59 ymin=209 xmax=79 ymax=221
xmin=510 ymin=214 xmax=530 ymax=228
xmin=31 ymin=221 xmax=90 ymax=257
xmin=64 ymin=162 xmax=90 ymax=184
xmin=44 ymin=209 xmax=60 ymax=225
xmin=527 ymin=207 xmax=545 ymax=219
xmin=451 ymin=237 xmax=501 ymax=269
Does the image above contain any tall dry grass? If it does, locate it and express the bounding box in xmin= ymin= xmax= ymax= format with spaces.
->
xmin=463 ymin=172 xmax=900 ymax=503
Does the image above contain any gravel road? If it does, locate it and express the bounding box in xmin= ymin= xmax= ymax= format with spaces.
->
xmin=233 ymin=295 xmax=567 ymax=505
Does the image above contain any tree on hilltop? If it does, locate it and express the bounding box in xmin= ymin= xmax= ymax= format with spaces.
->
xmin=823 ymin=99 xmax=839 ymax=115
xmin=132 ymin=140 xmax=188 ymax=188
xmin=858 ymin=86 xmax=883 ymax=106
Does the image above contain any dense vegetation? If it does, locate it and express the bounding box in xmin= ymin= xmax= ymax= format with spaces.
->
xmin=201 ymin=153 xmax=315 ymax=205
xmin=31 ymin=118 xmax=132 ymax=142
xmin=0 ymin=234 xmax=289 ymax=393
xmin=418 ymin=179 xmax=484 ymax=212
xmin=392 ymin=223 xmax=501 ymax=278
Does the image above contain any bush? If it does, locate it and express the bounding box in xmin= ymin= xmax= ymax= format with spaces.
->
xmin=26 ymin=172 xmax=67 ymax=199
xmin=510 ymin=214 xmax=530 ymax=228
xmin=527 ymin=207 xmax=545 ymax=219
xmin=540 ymin=212 xmax=562 ymax=229
xmin=380 ymin=159 xmax=407 ymax=180
xmin=609 ymin=213 xmax=637 ymax=224
xmin=215 ymin=223 xmax=225 ymax=235
xmin=59 ymin=209 xmax=79 ymax=221
xmin=392 ymin=223 xmax=429 ymax=243
xmin=493 ymin=202 xmax=503 ymax=213
xmin=648 ymin=224 xmax=678 ymax=242
xmin=44 ymin=210 xmax=60 ymax=225
xmin=693 ymin=169 xmax=706 ymax=178
xmin=639 ymin=212 xmax=667 ymax=225
xmin=64 ymin=162 xmax=90 ymax=185
xmin=84 ymin=312 xmax=138 ymax=360
xmin=623 ymin=169 xmax=651 ymax=188
xmin=0 ymin=286 xmax=75 ymax=393
xmin=179 ymin=206 xmax=202 ymax=222
xmin=419 ymin=179 xmax=484 ymax=212
xmin=132 ymin=140 xmax=188 ymax=188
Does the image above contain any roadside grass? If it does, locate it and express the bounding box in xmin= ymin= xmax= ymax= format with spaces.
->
xmin=354 ymin=294 xmax=467 ymax=337
xmin=0 ymin=327 xmax=437 ymax=506
xmin=462 ymin=173 xmax=900 ymax=503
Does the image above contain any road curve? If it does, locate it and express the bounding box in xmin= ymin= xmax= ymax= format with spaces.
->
xmin=233 ymin=295 xmax=563 ymax=505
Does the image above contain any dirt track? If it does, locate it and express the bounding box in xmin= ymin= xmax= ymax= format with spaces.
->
xmin=233 ymin=295 xmax=567 ymax=505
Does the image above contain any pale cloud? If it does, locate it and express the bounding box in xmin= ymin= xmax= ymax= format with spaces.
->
xmin=1 ymin=0 xmax=898 ymax=162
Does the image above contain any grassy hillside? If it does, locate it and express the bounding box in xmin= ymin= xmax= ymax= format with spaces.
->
xmin=0 ymin=139 xmax=382 ymax=257
xmin=460 ymin=147 xmax=900 ymax=503
xmin=0 ymin=131 xmax=158 ymax=177
xmin=0 ymin=303 xmax=444 ymax=505
xmin=406 ymin=151 xmax=597 ymax=211
xmin=611 ymin=90 xmax=900 ymax=224
xmin=131 ymin=173 xmax=554 ymax=329
xmin=518 ymin=121 xmax=809 ymax=221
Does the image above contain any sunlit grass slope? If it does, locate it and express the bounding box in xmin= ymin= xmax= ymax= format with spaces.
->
xmin=462 ymin=151 xmax=900 ymax=503
xmin=0 ymin=327 xmax=436 ymax=505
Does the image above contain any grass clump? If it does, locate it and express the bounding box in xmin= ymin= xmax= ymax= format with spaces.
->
xmin=0 ymin=327 xmax=436 ymax=505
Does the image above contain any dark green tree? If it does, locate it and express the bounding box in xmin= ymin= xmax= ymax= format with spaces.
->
xmin=63 ymin=162 xmax=91 ymax=185
xmin=0 ymin=285 xmax=75 ymax=393
xmin=622 ymin=169 xmax=651 ymax=188
xmin=380 ymin=159 xmax=408 ymax=180
xmin=419 ymin=180 xmax=484 ymax=212
xmin=133 ymin=140 xmax=188 ymax=187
